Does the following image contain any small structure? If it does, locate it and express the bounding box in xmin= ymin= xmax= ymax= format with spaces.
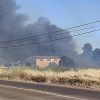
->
xmin=25 ymin=56 xmax=60 ymax=67
xmin=5 ymin=61 xmax=18 ymax=67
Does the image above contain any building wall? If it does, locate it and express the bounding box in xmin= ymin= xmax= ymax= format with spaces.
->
xmin=36 ymin=58 xmax=60 ymax=68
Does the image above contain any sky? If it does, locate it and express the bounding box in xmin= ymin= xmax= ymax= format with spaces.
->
xmin=15 ymin=0 xmax=100 ymax=53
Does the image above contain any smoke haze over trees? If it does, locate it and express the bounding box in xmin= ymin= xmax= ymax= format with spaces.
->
xmin=81 ymin=43 xmax=100 ymax=67
xmin=59 ymin=56 xmax=76 ymax=67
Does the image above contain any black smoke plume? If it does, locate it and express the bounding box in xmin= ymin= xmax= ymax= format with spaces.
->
xmin=0 ymin=0 xmax=77 ymax=63
xmin=1 ymin=0 xmax=100 ymax=68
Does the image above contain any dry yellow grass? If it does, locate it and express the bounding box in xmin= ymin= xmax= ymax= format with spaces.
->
xmin=0 ymin=67 xmax=100 ymax=88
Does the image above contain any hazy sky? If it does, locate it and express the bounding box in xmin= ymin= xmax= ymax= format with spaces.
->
xmin=15 ymin=0 xmax=100 ymax=53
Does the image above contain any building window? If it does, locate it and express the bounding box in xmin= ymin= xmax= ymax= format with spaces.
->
xmin=54 ymin=59 xmax=57 ymax=61
xmin=40 ymin=59 xmax=43 ymax=61
xmin=47 ymin=59 xmax=51 ymax=61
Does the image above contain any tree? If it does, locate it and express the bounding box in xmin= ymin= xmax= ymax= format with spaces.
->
xmin=59 ymin=56 xmax=75 ymax=67
xmin=93 ymin=48 xmax=100 ymax=64
xmin=48 ymin=62 xmax=58 ymax=67
xmin=81 ymin=43 xmax=93 ymax=57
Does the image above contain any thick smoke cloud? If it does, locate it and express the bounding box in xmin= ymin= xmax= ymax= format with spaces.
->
xmin=0 ymin=0 xmax=77 ymax=63
xmin=1 ymin=0 xmax=100 ymax=68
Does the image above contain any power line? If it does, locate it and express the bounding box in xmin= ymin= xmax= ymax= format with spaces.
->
xmin=0 ymin=24 xmax=100 ymax=45
xmin=0 ymin=20 xmax=100 ymax=44
xmin=0 ymin=28 xmax=100 ymax=48
xmin=1 ymin=25 xmax=100 ymax=44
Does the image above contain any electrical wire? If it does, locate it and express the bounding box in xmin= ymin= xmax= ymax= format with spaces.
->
xmin=0 ymin=28 xmax=100 ymax=48
xmin=0 ymin=20 xmax=100 ymax=44
xmin=0 ymin=24 xmax=100 ymax=45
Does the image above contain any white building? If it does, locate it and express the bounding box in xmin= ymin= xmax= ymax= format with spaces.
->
xmin=25 ymin=56 xmax=60 ymax=67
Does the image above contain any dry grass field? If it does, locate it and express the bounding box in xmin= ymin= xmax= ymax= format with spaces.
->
xmin=0 ymin=67 xmax=100 ymax=89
